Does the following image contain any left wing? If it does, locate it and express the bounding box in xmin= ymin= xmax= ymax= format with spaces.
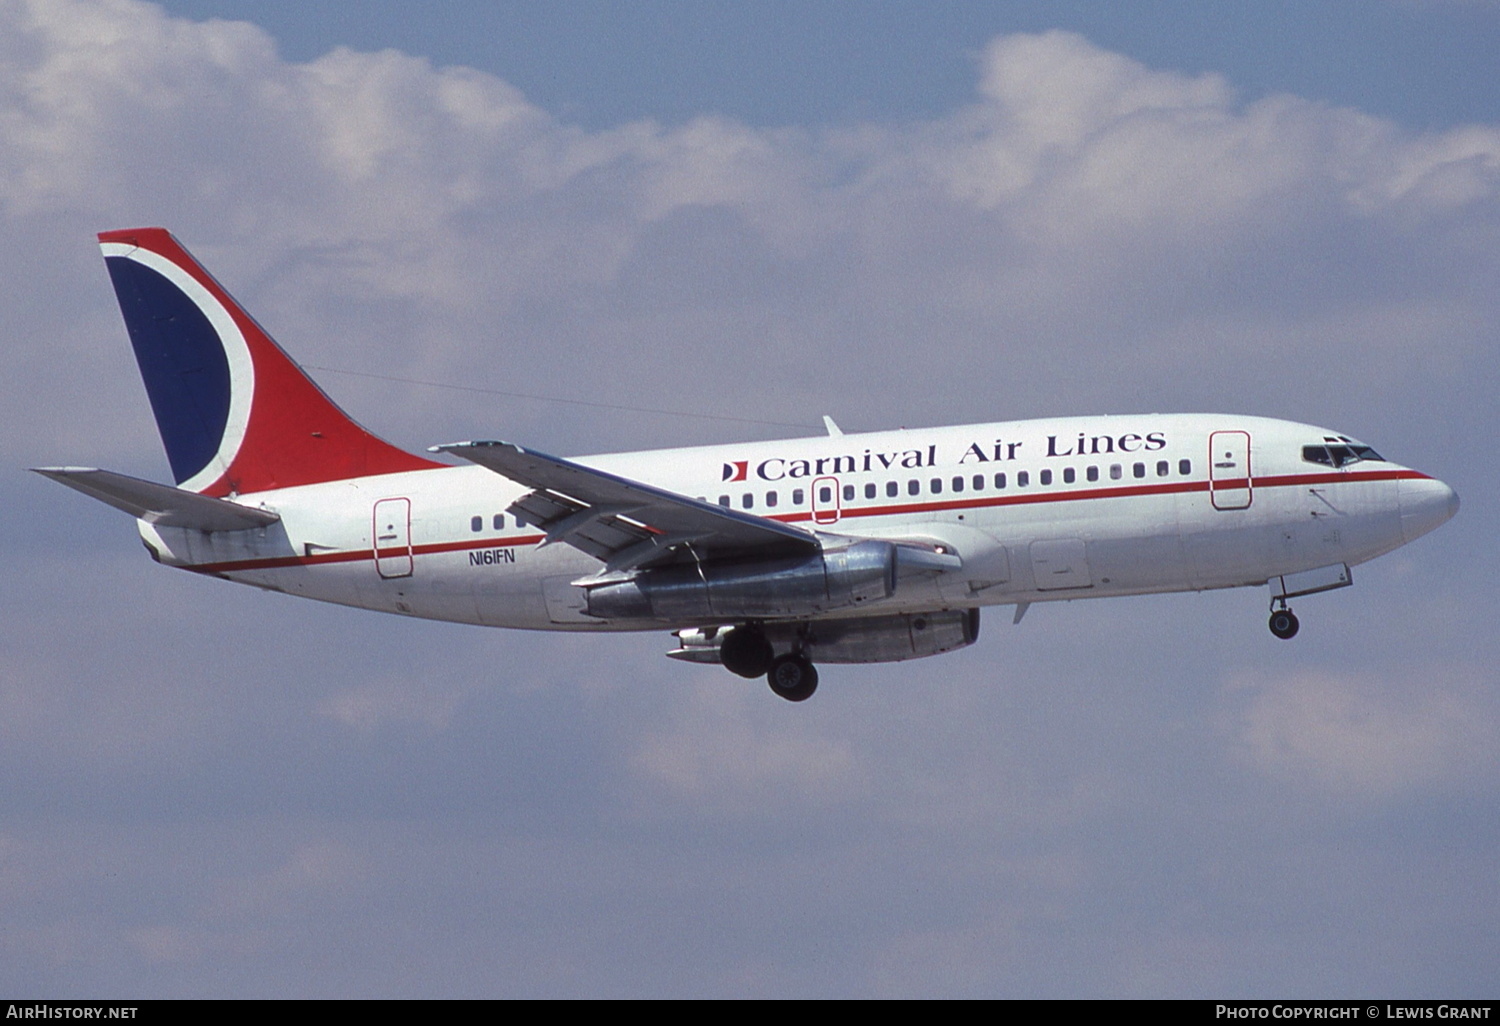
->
xmin=431 ymin=440 xmax=819 ymax=572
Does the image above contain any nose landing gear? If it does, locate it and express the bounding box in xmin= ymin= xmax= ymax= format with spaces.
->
xmin=1268 ymin=598 xmax=1300 ymax=640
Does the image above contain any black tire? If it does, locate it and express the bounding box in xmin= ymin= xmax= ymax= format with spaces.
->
xmin=1269 ymin=610 xmax=1300 ymax=640
xmin=719 ymin=627 xmax=774 ymax=678
xmin=767 ymin=654 xmax=819 ymax=702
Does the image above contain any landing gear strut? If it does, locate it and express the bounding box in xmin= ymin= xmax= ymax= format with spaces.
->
xmin=767 ymin=653 xmax=819 ymax=702
xmin=1268 ymin=598 xmax=1300 ymax=640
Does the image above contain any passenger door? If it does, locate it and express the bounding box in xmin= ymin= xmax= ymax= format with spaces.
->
xmin=372 ymin=497 xmax=413 ymax=578
xmin=1209 ymin=430 xmax=1252 ymax=510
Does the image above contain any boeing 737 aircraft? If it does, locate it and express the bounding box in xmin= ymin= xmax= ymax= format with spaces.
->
xmin=36 ymin=229 xmax=1459 ymax=701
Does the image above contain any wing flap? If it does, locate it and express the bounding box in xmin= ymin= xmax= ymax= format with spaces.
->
xmin=511 ymin=489 xmax=653 ymax=562
xmin=32 ymin=467 xmax=281 ymax=531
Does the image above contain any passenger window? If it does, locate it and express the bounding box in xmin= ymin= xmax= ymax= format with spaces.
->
xmin=1110 ymin=464 xmax=1122 ymax=480
xmin=930 ymin=478 xmax=942 ymax=494
xmin=742 ymin=494 xmax=754 ymax=509
xmin=908 ymin=480 xmax=920 ymax=496
xmin=973 ymin=475 xmax=984 ymax=491
xmin=470 ymin=515 xmax=482 ymax=532
xmin=1087 ymin=466 xmax=1099 ymax=482
xmin=1040 ymin=469 xmax=1052 ymax=485
xmin=792 ymin=488 xmax=804 ymax=505
xmin=952 ymin=476 xmax=964 ymax=493
xmin=886 ymin=481 xmax=898 ymax=498
xmin=1017 ymin=471 xmax=1030 ymax=487
xmin=1156 ymin=461 xmax=1168 ymax=477
xmin=865 ymin=483 xmax=876 ymax=499
xmin=1178 ymin=459 xmax=1191 ymax=475
xmin=766 ymin=491 xmax=778 ymax=508
xmin=1133 ymin=462 xmax=1146 ymax=478
xmin=843 ymin=484 xmax=855 ymax=502
xmin=995 ymin=473 xmax=1007 ymax=489
xmin=1063 ymin=467 xmax=1075 ymax=484
xmin=818 ymin=487 xmax=832 ymax=503
xmin=718 ymin=495 xmax=730 ymax=507
xmin=493 ymin=514 xmax=504 ymax=530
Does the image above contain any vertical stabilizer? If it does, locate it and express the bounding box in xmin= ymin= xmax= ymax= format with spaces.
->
xmin=98 ymin=227 xmax=440 ymax=496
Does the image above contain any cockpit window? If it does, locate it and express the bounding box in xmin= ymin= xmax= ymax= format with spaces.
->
xmin=1302 ymin=442 xmax=1384 ymax=468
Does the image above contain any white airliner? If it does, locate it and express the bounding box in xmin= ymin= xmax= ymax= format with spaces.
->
xmin=37 ymin=229 xmax=1459 ymax=701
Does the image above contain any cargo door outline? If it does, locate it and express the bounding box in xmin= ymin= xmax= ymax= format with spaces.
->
xmin=1030 ymin=538 xmax=1092 ymax=590
xmin=1209 ymin=430 xmax=1252 ymax=510
xmin=373 ymin=497 xmax=413 ymax=578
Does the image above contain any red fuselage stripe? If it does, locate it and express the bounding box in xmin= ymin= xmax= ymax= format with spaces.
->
xmin=189 ymin=467 xmax=1426 ymax=575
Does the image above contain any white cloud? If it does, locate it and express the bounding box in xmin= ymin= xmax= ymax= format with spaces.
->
xmin=317 ymin=675 xmax=471 ymax=734
xmin=4 ymin=4 xmax=1498 ymax=468
xmin=627 ymin=689 xmax=862 ymax=811
xmin=1227 ymin=666 xmax=1499 ymax=796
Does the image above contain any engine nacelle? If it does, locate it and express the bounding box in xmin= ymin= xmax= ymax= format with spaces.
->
xmin=669 ymin=608 xmax=980 ymax=665
xmin=585 ymin=539 xmax=897 ymax=621
xmin=785 ymin=608 xmax=980 ymax=663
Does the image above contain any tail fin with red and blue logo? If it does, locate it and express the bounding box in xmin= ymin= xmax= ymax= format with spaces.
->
xmin=97 ymin=228 xmax=440 ymax=497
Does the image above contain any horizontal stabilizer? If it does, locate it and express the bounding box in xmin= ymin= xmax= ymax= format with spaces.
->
xmin=31 ymin=467 xmax=280 ymax=531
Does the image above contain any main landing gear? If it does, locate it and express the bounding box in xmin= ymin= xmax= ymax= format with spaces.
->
xmin=719 ymin=626 xmax=774 ymax=678
xmin=1268 ymin=598 xmax=1300 ymax=640
xmin=719 ymin=625 xmax=819 ymax=702
xmin=767 ymin=653 xmax=819 ymax=703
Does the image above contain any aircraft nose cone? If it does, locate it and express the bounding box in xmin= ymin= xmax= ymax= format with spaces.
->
xmin=1399 ymin=476 xmax=1459 ymax=544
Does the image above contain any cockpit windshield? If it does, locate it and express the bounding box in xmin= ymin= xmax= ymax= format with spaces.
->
xmin=1302 ymin=437 xmax=1384 ymax=468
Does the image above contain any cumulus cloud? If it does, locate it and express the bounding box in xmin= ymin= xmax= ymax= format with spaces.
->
xmin=5 ymin=0 xmax=1498 ymax=468
xmin=1227 ymin=666 xmax=1498 ymax=796
xmin=627 ymin=690 xmax=862 ymax=811
xmin=317 ymin=675 xmax=473 ymax=734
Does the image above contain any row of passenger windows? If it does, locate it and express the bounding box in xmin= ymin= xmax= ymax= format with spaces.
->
xmin=467 ymin=458 xmax=1198 ymax=526
xmin=709 ymin=459 xmax=1193 ymax=510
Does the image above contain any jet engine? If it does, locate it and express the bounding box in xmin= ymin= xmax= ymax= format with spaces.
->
xmin=669 ymin=609 xmax=981 ymax=666
xmin=584 ymin=538 xmax=897 ymax=621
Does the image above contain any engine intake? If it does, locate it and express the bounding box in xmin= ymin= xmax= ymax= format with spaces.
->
xmin=585 ymin=539 xmax=897 ymax=621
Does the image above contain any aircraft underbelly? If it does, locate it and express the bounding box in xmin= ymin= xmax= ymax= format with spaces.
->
xmin=1181 ymin=480 xmax=1406 ymax=588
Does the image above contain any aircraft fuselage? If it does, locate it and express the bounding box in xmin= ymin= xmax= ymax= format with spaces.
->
xmin=136 ymin=413 xmax=1454 ymax=633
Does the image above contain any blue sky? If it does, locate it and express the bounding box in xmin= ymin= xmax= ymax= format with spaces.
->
xmin=2 ymin=0 xmax=1497 ymax=998
xmin=157 ymin=0 xmax=1500 ymax=129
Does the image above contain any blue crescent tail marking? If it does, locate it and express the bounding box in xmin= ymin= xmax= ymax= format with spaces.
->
xmin=104 ymin=256 xmax=232 ymax=486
